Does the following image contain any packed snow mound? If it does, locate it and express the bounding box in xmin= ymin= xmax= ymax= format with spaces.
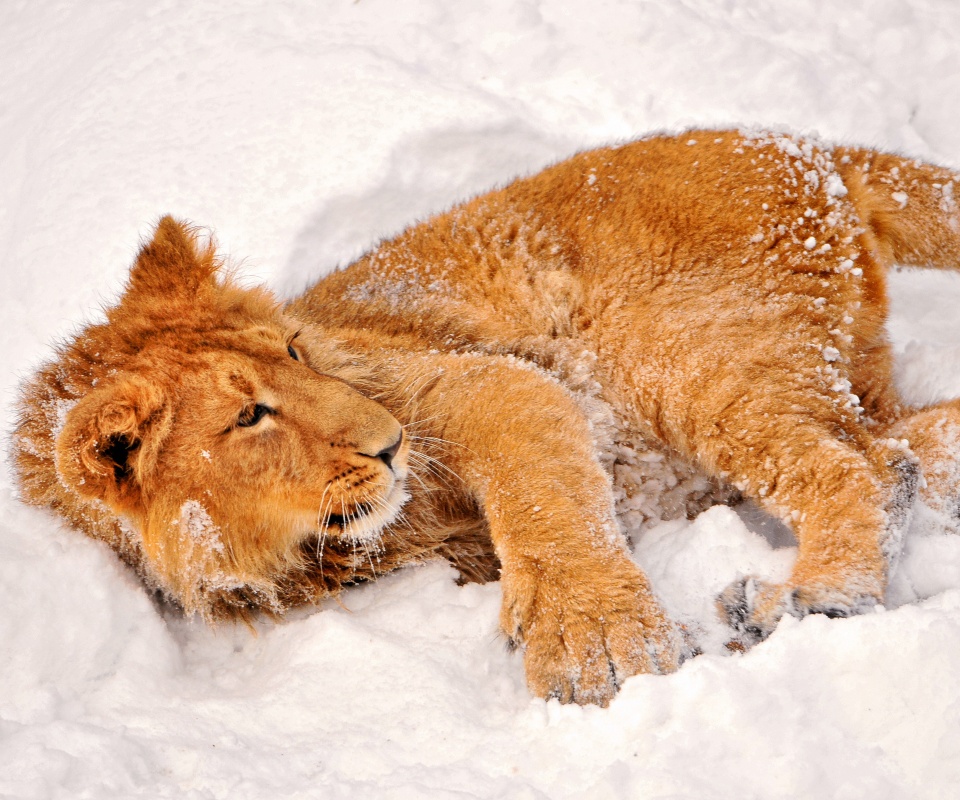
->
xmin=3 ymin=1 xmax=960 ymax=798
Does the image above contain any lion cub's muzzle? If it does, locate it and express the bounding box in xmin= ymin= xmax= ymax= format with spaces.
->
xmin=309 ymin=401 xmax=411 ymax=544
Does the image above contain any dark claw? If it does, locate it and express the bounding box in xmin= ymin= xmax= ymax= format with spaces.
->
xmin=717 ymin=578 xmax=767 ymax=646
xmin=808 ymin=605 xmax=853 ymax=619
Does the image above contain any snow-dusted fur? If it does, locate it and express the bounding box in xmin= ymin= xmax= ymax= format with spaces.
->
xmin=13 ymin=129 xmax=960 ymax=705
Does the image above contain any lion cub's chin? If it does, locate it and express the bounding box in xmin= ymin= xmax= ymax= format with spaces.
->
xmin=328 ymin=481 xmax=412 ymax=544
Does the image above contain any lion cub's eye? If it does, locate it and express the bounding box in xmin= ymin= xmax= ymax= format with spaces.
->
xmin=287 ymin=345 xmax=300 ymax=361
xmin=236 ymin=403 xmax=273 ymax=428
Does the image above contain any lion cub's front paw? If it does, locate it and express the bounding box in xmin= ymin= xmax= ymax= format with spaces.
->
xmin=502 ymin=561 xmax=682 ymax=706
xmin=717 ymin=576 xmax=881 ymax=647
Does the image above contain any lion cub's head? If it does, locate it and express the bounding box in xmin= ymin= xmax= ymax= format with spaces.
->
xmin=15 ymin=217 xmax=410 ymax=617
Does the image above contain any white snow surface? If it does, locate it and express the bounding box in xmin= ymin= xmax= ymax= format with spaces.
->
xmin=3 ymin=2 xmax=960 ymax=798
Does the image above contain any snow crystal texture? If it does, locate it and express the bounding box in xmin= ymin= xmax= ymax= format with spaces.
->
xmin=2 ymin=1 xmax=960 ymax=798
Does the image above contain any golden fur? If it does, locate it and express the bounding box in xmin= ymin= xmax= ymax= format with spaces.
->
xmin=13 ymin=129 xmax=960 ymax=705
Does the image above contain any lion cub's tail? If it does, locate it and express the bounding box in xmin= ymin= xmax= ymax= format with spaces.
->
xmin=835 ymin=147 xmax=960 ymax=272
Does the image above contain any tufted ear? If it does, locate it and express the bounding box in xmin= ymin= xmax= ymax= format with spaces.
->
xmin=125 ymin=216 xmax=220 ymax=302
xmin=56 ymin=376 xmax=171 ymax=514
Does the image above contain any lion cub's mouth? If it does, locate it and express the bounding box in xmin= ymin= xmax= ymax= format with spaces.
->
xmin=320 ymin=480 xmax=410 ymax=543
xmin=323 ymin=505 xmax=370 ymax=528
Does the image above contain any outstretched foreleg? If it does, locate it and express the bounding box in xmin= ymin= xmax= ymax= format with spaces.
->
xmin=414 ymin=353 xmax=682 ymax=705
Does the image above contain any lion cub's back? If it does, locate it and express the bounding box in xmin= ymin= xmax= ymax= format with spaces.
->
xmin=503 ymin=129 xmax=854 ymax=283
xmin=297 ymin=130 xmax=864 ymax=354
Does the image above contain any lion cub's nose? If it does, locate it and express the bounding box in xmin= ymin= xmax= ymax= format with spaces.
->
xmin=373 ymin=433 xmax=403 ymax=470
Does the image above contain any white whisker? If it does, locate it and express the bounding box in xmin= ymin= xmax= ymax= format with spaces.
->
xmin=408 ymin=449 xmax=464 ymax=486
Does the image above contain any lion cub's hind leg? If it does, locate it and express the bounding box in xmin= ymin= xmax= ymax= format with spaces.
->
xmin=710 ymin=382 xmax=919 ymax=644
xmin=884 ymin=399 xmax=960 ymax=538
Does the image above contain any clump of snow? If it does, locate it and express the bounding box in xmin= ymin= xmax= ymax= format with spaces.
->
xmin=3 ymin=2 xmax=960 ymax=798
xmin=938 ymin=180 xmax=957 ymax=216
xmin=822 ymin=345 xmax=841 ymax=362
xmin=179 ymin=499 xmax=223 ymax=554
xmin=825 ymin=172 xmax=848 ymax=198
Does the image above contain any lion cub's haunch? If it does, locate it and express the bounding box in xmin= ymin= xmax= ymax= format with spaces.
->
xmin=14 ymin=130 xmax=960 ymax=705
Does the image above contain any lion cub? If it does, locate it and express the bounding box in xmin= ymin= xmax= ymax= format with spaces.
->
xmin=14 ymin=130 xmax=960 ymax=705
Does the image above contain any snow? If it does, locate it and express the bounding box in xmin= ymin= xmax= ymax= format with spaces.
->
xmin=3 ymin=1 xmax=960 ymax=797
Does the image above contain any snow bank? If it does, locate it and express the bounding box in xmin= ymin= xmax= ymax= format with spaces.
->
xmin=2 ymin=1 xmax=960 ymax=797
